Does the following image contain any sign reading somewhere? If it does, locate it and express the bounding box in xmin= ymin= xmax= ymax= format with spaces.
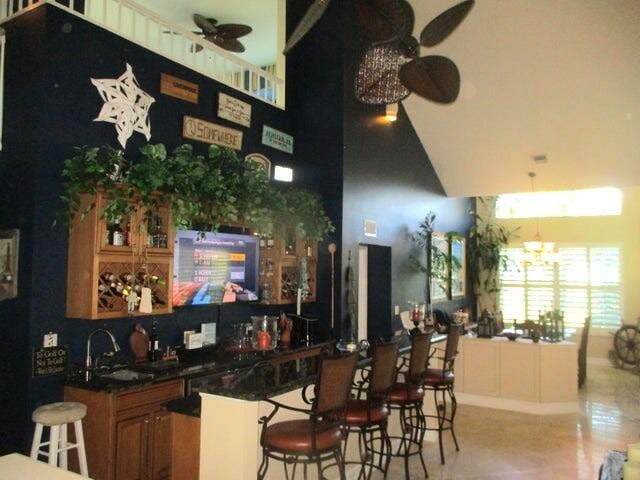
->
xmin=33 ymin=346 xmax=68 ymax=378
xmin=218 ymin=92 xmax=251 ymax=127
xmin=182 ymin=115 xmax=243 ymax=150
xmin=160 ymin=73 xmax=199 ymax=104
xmin=262 ymin=125 xmax=294 ymax=154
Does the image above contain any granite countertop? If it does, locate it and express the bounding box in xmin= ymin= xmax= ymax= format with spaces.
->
xmin=166 ymin=331 xmax=449 ymax=418
xmin=65 ymin=340 xmax=334 ymax=394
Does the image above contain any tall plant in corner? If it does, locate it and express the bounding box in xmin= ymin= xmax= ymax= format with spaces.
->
xmin=467 ymin=197 xmax=519 ymax=312
xmin=410 ymin=212 xmax=436 ymax=306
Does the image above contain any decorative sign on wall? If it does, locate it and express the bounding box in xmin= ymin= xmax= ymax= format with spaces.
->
xmin=218 ymin=92 xmax=251 ymax=127
xmin=0 ymin=229 xmax=19 ymax=302
xmin=33 ymin=346 xmax=68 ymax=377
xmin=245 ymin=153 xmax=272 ymax=177
xmin=182 ymin=115 xmax=243 ymax=150
xmin=91 ymin=63 xmax=155 ymax=148
xmin=160 ymin=73 xmax=199 ymax=104
xmin=262 ymin=125 xmax=294 ymax=154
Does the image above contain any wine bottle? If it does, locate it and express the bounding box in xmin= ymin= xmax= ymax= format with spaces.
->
xmin=148 ymin=321 xmax=161 ymax=362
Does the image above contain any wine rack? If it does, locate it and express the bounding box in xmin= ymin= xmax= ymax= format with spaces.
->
xmin=66 ymin=192 xmax=174 ymax=320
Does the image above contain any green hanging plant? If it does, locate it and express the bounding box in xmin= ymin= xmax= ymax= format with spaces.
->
xmin=60 ymin=143 xmax=334 ymax=243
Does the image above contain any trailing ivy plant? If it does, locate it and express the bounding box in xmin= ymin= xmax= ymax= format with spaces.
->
xmin=467 ymin=197 xmax=519 ymax=311
xmin=60 ymin=143 xmax=334 ymax=242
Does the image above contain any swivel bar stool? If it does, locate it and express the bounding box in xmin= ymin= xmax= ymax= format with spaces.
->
xmin=341 ymin=338 xmax=400 ymax=479
xmin=258 ymin=351 xmax=359 ymax=480
xmin=422 ymin=323 xmax=462 ymax=464
xmin=387 ymin=331 xmax=432 ymax=480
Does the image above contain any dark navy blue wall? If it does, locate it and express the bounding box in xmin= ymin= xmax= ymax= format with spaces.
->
xmin=0 ymin=4 xmax=340 ymax=454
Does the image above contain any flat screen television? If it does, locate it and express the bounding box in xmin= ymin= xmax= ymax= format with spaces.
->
xmin=173 ymin=230 xmax=260 ymax=307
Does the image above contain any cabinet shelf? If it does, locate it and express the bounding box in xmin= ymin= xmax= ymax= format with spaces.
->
xmin=66 ymin=192 xmax=174 ymax=320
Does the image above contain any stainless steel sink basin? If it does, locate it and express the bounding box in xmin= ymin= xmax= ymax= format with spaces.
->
xmin=97 ymin=368 xmax=154 ymax=382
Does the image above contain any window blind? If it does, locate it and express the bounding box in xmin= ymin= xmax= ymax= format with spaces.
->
xmin=499 ymin=245 xmax=622 ymax=329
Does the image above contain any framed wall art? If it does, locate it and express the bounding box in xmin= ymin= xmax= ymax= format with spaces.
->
xmin=449 ymin=234 xmax=466 ymax=298
xmin=0 ymin=229 xmax=19 ymax=301
xmin=431 ymin=232 xmax=449 ymax=301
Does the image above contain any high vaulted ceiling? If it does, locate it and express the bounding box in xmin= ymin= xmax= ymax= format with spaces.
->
xmin=404 ymin=0 xmax=640 ymax=197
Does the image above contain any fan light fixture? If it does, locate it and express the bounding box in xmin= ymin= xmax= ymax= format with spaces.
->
xmin=523 ymin=172 xmax=558 ymax=264
xmin=385 ymin=103 xmax=398 ymax=122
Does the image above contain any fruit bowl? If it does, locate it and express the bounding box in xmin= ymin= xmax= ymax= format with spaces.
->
xmin=503 ymin=332 xmax=520 ymax=342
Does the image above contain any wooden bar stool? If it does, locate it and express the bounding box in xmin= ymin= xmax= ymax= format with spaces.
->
xmin=30 ymin=401 xmax=89 ymax=477
xmin=423 ymin=323 xmax=462 ymax=465
xmin=341 ymin=338 xmax=401 ymax=479
xmin=258 ymin=352 xmax=359 ymax=480
xmin=387 ymin=332 xmax=433 ymax=480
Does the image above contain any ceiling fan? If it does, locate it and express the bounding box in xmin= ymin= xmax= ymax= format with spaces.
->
xmin=354 ymin=0 xmax=475 ymax=105
xmin=189 ymin=14 xmax=253 ymax=53
xmin=283 ymin=0 xmax=330 ymax=54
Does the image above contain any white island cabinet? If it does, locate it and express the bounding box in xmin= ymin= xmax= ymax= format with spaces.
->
xmin=454 ymin=335 xmax=578 ymax=414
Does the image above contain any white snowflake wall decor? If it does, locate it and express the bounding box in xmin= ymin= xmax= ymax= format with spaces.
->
xmin=91 ymin=63 xmax=155 ymax=148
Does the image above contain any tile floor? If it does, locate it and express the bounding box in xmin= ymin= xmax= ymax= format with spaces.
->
xmin=381 ymin=364 xmax=640 ymax=479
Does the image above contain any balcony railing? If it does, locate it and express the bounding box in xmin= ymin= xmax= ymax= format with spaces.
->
xmin=0 ymin=0 xmax=285 ymax=108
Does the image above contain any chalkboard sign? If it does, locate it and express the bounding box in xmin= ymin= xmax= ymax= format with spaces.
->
xmin=33 ymin=346 xmax=68 ymax=377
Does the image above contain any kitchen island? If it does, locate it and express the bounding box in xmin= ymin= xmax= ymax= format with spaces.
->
xmin=454 ymin=335 xmax=578 ymax=414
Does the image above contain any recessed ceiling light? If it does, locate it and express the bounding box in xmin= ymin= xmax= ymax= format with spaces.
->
xmin=533 ymin=154 xmax=548 ymax=164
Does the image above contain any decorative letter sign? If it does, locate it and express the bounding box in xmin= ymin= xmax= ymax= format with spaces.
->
xmin=262 ymin=125 xmax=294 ymax=154
xmin=160 ymin=73 xmax=199 ymax=104
xmin=218 ymin=93 xmax=252 ymax=127
xmin=91 ymin=63 xmax=155 ymax=148
xmin=33 ymin=346 xmax=68 ymax=377
xmin=182 ymin=115 xmax=243 ymax=150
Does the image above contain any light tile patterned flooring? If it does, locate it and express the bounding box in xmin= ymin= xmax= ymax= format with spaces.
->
xmin=383 ymin=365 xmax=640 ymax=479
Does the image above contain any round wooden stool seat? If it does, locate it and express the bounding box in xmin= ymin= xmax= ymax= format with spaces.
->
xmin=264 ymin=420 xmax=342 ymax=454
xmin=344 ymin=399 xmax=389 ymax=427
xmin=32 ymin=402 xmax=87 ymax=427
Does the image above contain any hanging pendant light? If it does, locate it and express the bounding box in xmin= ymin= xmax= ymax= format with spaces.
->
xmin=523 ymin=172 xmax=558 ymax=264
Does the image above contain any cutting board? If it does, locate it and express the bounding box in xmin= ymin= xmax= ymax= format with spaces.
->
xmin=129 ymin=324 xmax=149 ymax=363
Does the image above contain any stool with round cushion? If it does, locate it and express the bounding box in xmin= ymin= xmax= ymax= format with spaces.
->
xmin=388 ymin=332 xmax=433 ymax=480
xmin=423 ymin=323 xmax=462 ymax=465
xmin=30 ymin=401 xmax=89 ymax=477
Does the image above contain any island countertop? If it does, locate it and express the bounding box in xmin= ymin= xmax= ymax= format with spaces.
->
xmin=166 ymin=332 xmax=448 ymax=417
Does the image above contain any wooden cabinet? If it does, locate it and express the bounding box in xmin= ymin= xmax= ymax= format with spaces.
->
xmin=64 ymin=380 xmax=183 ymax=480
xmin=66 ymin=191 xmax=174 ymax=319
xmin=259 ymin=235 xmax=317 ymax=305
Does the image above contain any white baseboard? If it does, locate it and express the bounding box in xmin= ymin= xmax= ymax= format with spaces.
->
xmin=455 ymin=392 xmax=579 ymax=415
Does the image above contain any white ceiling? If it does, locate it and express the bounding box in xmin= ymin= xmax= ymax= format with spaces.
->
xmin=138 ymin=0 xmax=280 ymax=67
xmin=404 ymin=0 xmax=640 ymax=197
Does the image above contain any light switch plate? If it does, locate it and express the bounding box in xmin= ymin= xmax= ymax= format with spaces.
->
xmin=394 ymin=305 xmax=400 ymax=315
xmin=43 ymin=333 xmax=58 ymax=347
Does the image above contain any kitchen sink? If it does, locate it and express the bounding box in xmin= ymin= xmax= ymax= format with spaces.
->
xmin=96 ymin=368 xmax=154 ymax=382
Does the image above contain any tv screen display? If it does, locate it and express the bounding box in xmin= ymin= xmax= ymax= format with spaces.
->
xmin=173 ymin=230 xmax=259 ymax=306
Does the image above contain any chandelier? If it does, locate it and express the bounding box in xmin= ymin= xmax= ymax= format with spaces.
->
xmin=523 ymin=172 xmax=558 ymax=264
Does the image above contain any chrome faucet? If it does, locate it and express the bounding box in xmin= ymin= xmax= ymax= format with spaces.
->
xmin=85 ymin=329 xmax=121 ymax=369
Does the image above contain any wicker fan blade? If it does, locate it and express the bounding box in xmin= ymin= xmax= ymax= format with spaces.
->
xmin=419 ymin=0 xmax=474 ymax=47
xmin=193 ymin=14 xmax=217 ymax=35
xmin=399 ymin=55 xmax=460 ymax=104
xmin=354 ymin=0 xmax=413 ymax=43
xmin=189 ymin=44 xmax=205 ymax=54
xmin=213 ymin=37 xmax=245 ymax=53
xmin=284 ymin=0 xmax=331 ymax=54
xmin=355 ymin=43 xmax=411 ymax=105
xmin=216 ymin=24 xmax=253 ymax=39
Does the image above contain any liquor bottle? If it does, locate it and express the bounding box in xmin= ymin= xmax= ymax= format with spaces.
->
xmin=148 ymin=321 xmax=161 ymax=362
xmin=155 ymin=217 xmax=168 ymax=249
xmin=124 ymin=219 xmax=131 ymax=246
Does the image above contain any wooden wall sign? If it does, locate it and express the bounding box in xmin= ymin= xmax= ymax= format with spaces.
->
xmin=182 ymin=115 xmax=243 ymax=150
xmin=218 ymin=92 xmax=251 ymax=127
xmin=160 ymin=73 xmax=199 ymax=104
xmin=33 ymin=346 xmax=68 ymax=377
xmin=262 ymin=125 xmax=294 ymax=154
